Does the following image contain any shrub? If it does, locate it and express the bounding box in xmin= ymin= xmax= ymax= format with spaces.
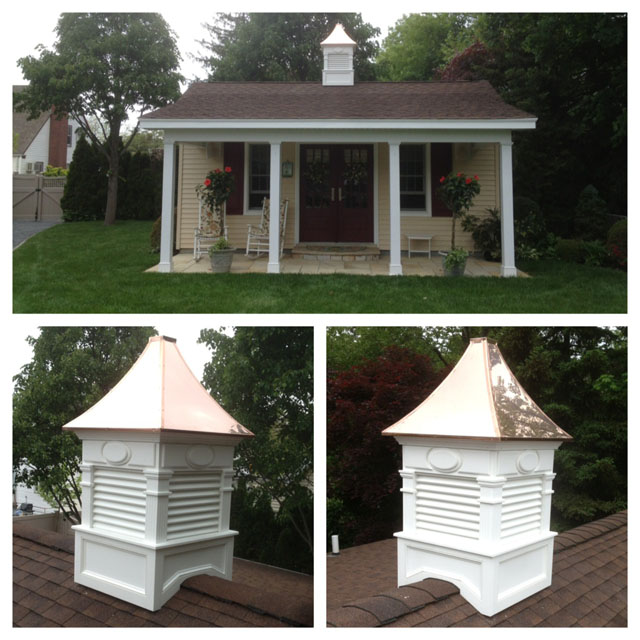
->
xmin=556 ymin=238 xmax=586 ymax=263
xmin=606 ymin=219 xmax=627 ymax=270
xmin=573 ymin=185 xmax=609 ymax=241
xmin=461 ymin=208 xmax=501 ymax=260
xmin=42 ymin=165 xmax=68 ymax=177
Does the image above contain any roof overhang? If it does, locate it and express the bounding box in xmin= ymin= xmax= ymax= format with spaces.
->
xmin=140 ymin=117 xmax=537 ymax=132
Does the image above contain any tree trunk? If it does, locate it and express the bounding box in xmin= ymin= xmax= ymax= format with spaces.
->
xmin=104 ymin=126 xmax=121 ymax=226
xmin=451 ymin=214 xmax=456 ymax=249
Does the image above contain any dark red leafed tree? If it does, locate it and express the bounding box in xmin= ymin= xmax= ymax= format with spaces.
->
xmin=436 ymin=41 xmax=492 ymax=81
xmin=327 ymin=346 xmax=447 ymax=547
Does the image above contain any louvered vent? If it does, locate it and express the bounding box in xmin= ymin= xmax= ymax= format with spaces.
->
xmin=328 ymin=53 xmax=350 ymax=70
xmin=500 ymin=476 xmax=543 ymax=538
xmin=92 ymin=468 xmax=146 ymax=539
xmin=415 ymin=473 xmax=481 ymax=539
xmin=166 ymin=472 xmax=222 ymax=540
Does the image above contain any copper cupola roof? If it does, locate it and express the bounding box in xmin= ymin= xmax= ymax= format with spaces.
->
xmin=63 ymin=335 xmax=253 ymax=436
xmin=382 ymin=337 xmax=572 ymax=441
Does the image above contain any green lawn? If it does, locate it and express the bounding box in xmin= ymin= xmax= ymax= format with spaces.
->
xmin=13 ymin=221 xmax=627 ymax=313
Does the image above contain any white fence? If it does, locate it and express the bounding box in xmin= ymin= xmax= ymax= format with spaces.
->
xmin=13 ymin=175 xmax=66 ymax=221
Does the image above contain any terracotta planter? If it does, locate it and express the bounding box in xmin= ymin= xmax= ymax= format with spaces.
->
xmin=209 ymin=248 xmax=235 ymax=273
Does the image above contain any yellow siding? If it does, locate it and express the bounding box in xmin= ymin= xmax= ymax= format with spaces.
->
xmin=177 ymin=142 xmax=297 ymax=252
xmin=377 ymin=142 xmax=500 ymax=252
xmin=177 ymin=141 xmax=499 ymax=253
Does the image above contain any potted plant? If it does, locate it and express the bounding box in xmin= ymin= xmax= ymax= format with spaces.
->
xmin=437 ymin=172 xmax=481 ymax=275
xmin=208 ymin=237 xmax=235 ymax=273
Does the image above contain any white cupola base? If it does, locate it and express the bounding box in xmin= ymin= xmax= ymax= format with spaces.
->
xmin=63 ymin=336 xmax=254 ymax=611
xmin=383 ymin=338 xmax=572 ymax=617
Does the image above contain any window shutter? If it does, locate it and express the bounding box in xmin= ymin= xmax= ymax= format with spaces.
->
xmin=430 ymin=143 xmax=453 ymax=217
xmin=224 ymin=142 xmax=244 ymax=215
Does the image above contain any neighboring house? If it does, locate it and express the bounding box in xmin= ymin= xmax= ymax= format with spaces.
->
xmin=13 ymin=85 xmax=78 ymax=174
xmin=140 ymin=24 xmax=536 ymax=277
xmin=327 ymin=511 xmax=627 ymax=627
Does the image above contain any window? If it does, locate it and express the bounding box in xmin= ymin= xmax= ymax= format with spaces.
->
xmin=249 ymin=144 xmax=270 ymax=209
xmin=400 ymin=144 xmax=426 ymax=210
xmin=67 ymin=125 xmax=73 ymax=147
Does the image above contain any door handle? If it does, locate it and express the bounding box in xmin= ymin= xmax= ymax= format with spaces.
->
xmin=338 ymin=188 xmax=342 ymax=201
xmin=331 ymin=187 xmax=335 ymax=201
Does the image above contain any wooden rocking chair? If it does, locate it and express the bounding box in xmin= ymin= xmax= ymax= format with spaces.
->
xmin=194 ymin=198 xmax=227 ymax=261
xmin=246 ymin=198 xmax=289 ymax=257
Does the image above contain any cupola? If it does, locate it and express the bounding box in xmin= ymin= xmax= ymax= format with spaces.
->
xmin=382 ymin=337 xmax=572 ymax=616
xmin=321 ymin=23 xmax=356 ymax=86
xmin=63 ymin=335 xmax=253 ymax=611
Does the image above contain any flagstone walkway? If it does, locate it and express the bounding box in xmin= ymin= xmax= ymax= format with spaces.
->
xmin=146 ymin=253 xmax=529 ymax=277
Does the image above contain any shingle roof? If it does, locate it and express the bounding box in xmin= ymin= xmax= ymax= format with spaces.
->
xmin=13 ymin=522 xmax=313 ymax=627
xmin=143 ymin=80 xmax=534 ymax=121
xmin=327 ymin=511 xmax=627 ymax=627
xmin=13 ymin=85 xmax=50 ymax=155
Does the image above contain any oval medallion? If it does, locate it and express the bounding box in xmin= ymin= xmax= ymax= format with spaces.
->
xmin=102 ymin=441 xmax=131 ymax=465
xmin=428 ymin=448 xmax=462 ymax=473
xmin=516 ymin=450 xmax=539 ymax=474
xmin=186 ymin=444 xmax=215 ymax=469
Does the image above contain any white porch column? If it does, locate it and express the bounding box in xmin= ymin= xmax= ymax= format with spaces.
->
xmin=499 ymin=140 xmax=517 ymax=277
xmin=388 ymin=141 xmax=403 ymax=275
xmin=268 ymin=141 xmax=282 ymax=274
xmin=159 ymin=141 xmax=176 ymax=273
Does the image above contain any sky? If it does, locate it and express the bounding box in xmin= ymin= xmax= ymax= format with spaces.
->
xmin=10 ymin=322 xmax=227 ymax=383
xmin=8 ymin=4 xmax=411 ymax=87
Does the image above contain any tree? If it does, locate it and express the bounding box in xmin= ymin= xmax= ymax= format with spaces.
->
xmin=15 ymin=13 xmax=182 ymax=225
xmin=195 ymin=13 xmax=380 ymax=81
xmin=327 ymin=326 xmax=627 ymax=545
xmin=474 ymin=13 xmax=627 ymax=232
xmin=327 ymin=346 xmax=447 ymax=547
xmin=13 ymin=327 xmax=156 ymax=523
xmin=198 ymin=327 xmax=313 ymax=573
xmin=376 ymin=13 xmax=476 ymax=80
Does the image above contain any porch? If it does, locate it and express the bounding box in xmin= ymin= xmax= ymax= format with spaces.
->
xmin=146 ymin=251 xmax=529 ymax=277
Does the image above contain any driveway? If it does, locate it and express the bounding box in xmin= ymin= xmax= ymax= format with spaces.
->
xmin=13 ymin=221 xmax=62 ymax=249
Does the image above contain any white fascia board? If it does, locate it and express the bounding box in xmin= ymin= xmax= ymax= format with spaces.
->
xmin=159 ymin=128 xmax=516 ymax=146
xmin=140 ymin=117 xmax=537 ymax=132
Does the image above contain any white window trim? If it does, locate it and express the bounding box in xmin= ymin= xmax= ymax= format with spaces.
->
xmin=401 ymin=142 xmax=432 ymax=218
xmin=243 ymin=142 xmax=270 ymax=215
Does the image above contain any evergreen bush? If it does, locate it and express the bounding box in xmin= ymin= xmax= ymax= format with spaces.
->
xmin=573 ymin=185 xmax=609 ymax=240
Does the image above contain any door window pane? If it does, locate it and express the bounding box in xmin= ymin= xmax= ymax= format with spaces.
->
xmin=249 ymin=144 xmax=270 ymax=209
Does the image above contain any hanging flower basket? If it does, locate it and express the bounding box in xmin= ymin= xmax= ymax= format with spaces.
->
xmin=196 ymin=166 xmax=235 ymax=211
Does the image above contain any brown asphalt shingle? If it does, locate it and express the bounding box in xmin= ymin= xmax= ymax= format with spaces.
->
xmin=13 ymin=522 xmax=312 ymax=627
xmin=327 ymin=511 xmax=627 ymax=627
xmin=143 ymin=80 xmax=534 ymax=121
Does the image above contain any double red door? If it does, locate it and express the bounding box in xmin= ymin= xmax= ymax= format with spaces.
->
xmin=299 ymin=144 xmax=374 ymax=243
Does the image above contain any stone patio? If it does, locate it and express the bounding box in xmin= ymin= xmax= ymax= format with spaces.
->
xmin=146 ymin=252 xmax=529 ymax=277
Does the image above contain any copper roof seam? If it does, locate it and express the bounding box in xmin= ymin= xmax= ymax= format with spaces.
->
xmin=159 ymin=336 xmax=167 ymax=430
xmin=484 ymin=339 xmax=502 ymax=438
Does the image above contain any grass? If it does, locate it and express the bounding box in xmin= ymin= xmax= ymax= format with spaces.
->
xmin=13 ymin=221 xmax=627 ymax=314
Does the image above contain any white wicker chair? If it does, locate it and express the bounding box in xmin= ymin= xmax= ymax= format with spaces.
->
xmin=194 ymin=199 xmax=227 ymax=261
xmin=246 ymin=198 xmax=289 ymax=257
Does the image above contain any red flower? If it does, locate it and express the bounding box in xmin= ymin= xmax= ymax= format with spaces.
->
xmin=224 ymin=166 xmax=232 ymax=173
xmin=457 ymin=172 xmax=462 ymax=177
xmin=474 ymin=175 xmax=479 ymax=180
xmin=439 ymin=176 xmax=446 ymax=184
xmin=214 ymin=168 xmax=221 ymax=174
xmin=466 ymin=178 xmax=472 ymax=184
xmin=204 ymin=178 xmax=211 ymax=187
